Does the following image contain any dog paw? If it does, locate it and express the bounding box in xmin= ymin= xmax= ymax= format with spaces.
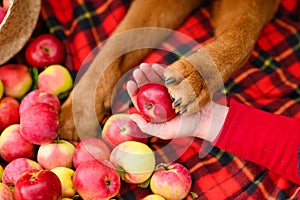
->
xmin=163 ymin=59 xmax=210 ymax=115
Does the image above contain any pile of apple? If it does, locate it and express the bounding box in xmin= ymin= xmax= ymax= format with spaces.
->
xmin=0 ymin=32 xmax=195 ymax=200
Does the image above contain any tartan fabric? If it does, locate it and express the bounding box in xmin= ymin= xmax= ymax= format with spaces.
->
xmin=40 ymin=0 xmax=300 ymax=199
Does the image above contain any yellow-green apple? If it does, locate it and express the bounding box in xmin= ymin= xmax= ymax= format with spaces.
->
xmin=0 ymin=124 xmax=35 ymax=162
xmin=102 ymin=113 xmax=148 ymax=148
xmin=0 ymin=165 xmax=3 ymax=181
xmin=110 ymin=141 xmax=156 ymax=184
xmin=2 ymin=158 xmax=43 ymax=186
xmin=37 ymin=64 xmax=73 ymax=98
xmin=137 ymin=83 xmax=176 ymax=123
xmin=72 ymin=137 xmax=111 ymax=169
xmin=14 ymin=169 xmax=62 ymax=200
xmin=0 ymin=97 xmax=20 ymax=132
xmin=73 ymin=159 xmax=120 ymax=200
xmin=0 ymin=183 xmax=14 ymax=200
xmin=0 ymin=64 xmax=33 ymax=98
xmin=0 ymin=80 xmax=3 ymax=99
xmin=19 ymin=89 xmax=60 ymax=115
xmin=51 ymin=167 xmax=76 ymax=198
xmin=143 ymin=194 xmax=165 ymax=200
xmin=150 ymin=162 xmax=192 ymax=200
xmin=20 ymin=103 xmax=59 ymax=145
xmin=25 ymin=34 xmax=65 ymax=69
xmin=37 ymin=139 xmax=75 ymax=170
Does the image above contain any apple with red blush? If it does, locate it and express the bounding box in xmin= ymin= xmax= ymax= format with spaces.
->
xmin=38 ymin=64 xmax=73 ymax=99
xmin=102 ymin=113 xmax=148 ymax=148
xmin=0 ymin=64 xmax=33 ymax=98
xmin=0 ymin=124 xmax=35 ymax=162
xmin=37 ymin=139 xmax=75 ymax=170
xmin=0 ymin=97 xmax=20 ymax=132
xmin=72 ymin=137 xmax=111 ymax=169
xmin=20 ymin=102 xmax=59 ymax=145
xmin=14 ymin=169 xmax=62 ymax=200
xmin=25 ymin=33 xmax=65 ymax=69
xmin=137 ymin=83 xmax=176 ymax=123
xmin=19 ymin=89 xmax=60 ymax=115
xmin=2 ymin=158 xmax=43 ymax=186
xmin=0 ymin=183 xmax=14 ymax=200
xmin=73 ymin=159 xmax=120 ymax=200
xmin=150 ymin=162 xmax=192 ymax=200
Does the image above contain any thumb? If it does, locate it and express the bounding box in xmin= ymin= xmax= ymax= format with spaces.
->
xmin=130 ymin=113 xmax=148 ymax=127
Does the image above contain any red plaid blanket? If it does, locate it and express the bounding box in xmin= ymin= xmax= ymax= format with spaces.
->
xmin=40 ymin=0 xmax=300 ymax=199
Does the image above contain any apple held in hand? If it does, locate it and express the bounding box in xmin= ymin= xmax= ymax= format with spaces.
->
xmin=0 ymin=6 xmax=7 ymax=24
xmin=25 ymin=34 xmax=65 ymax=69
xmin=0 ymin=64 xmax=33 ymax=98
xmin=51 ymin=167 xmax=76 ymax=198
xmin=72 ymin=137 xmax=111 ymax=169
xmin=37 ymin=139 xmax=75 ymax=170
xmin=73 ymin=160 xmax=121 ymax=200
xmin=20 ymin=103 xmax=59 ymax=145
xmin=102 ymin=113 xmax=148 ymax=148
xmin=0 ymin=124 xmax=35 ymax=162
xmin=2 ymin=158 xmax=43 ymax=186
xmin=137 ymin=83 xmax=176 ymax=123
xmin=38 ymin=64 xmax=73 ymax=98
xmin=0 ymin=97 xmax=20 ymax=132
xmin=110 ymin=141 xmax=156 ymax=184
xmin=0 ymin=183 xmax=14 ymax=200
xmin=19 ymin=89 xmax=60 ymax=115
xmin=150 ymin=162 xmax=192 ymax=200
xmin=14 ymin=169 xmax=62 ymax=200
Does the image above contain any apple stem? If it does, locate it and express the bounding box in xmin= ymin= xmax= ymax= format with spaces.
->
xmin=145 ymin=102 xmax=153 ymax=110
xmin=155 ymin=163 xmax=169 ymax=171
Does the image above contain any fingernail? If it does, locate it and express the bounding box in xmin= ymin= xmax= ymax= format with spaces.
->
xmin=165 ymin=77 xmax=175 ymax=84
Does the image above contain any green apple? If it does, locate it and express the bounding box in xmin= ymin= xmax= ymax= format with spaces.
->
xmin=38 ymin=64 xmax=73 ymax=99
xmin=110 ymin=141 xmax=156 ymax=184
xmin=51 ymin=167 xmax=76 ymax=198
xmin=0 ymin=80 xmax=3 ymax=99
xmin=0 ymin=165 xmax=3 ymax=182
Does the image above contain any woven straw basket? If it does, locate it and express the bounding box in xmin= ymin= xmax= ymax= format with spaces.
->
xmin=0 ymin=0 xmax=41 ymax=65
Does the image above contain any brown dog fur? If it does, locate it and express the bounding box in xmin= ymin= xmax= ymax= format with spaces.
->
xmin=58 ymin=0 xmax=280 ymax=141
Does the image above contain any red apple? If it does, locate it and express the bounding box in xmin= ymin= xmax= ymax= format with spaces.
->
xmin=19 ymin=89 xmax=60 ymax=115
xmin=0 ymin=124 xmax=35 ymax=162
xmin=102 ymin=113 xmax=148 ymax=148
xmin=0 ymin=183 xmax=14 ymax=200
xmin=2 ymin=158 xmax=43 ymax=186
xmin=150 ymin=162 xmax=192 ymax=199
xmin=137 ymin=83 xmax=176 ymax=123
xmin=37 ymin=139 xmax=75 ymax=170
xmin=72 ymin=137 xmax=111 ymax=169
xmin=0 ymin=97 xmax=20 ymax=132
xmin=110 ymin=141 xmax=156 ymax=184
xmin=20 ymin=103 xmax=59 ymax=145
xmin=25 ymin=34 xmax=65 ymax=69
xmin=14 ymin=169 xmax=62 ymax=200
xmin=0 ymin=6 xmax=7 ymax=24
xmin=0 ymin=64 xmax=33 ymax=98
xmin=73 ymin=159 xmax=120 ymax=200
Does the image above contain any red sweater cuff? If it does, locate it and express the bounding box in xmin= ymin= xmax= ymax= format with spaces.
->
xmin=214 ymin=99 xmax=300 ymax=185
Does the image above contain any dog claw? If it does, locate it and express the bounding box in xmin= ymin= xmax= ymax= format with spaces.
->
xmin=173 ymin=98 xmax=182 ymax=107
xmin=165 ymin=77 xmax=176 ymax=84
xmin=179 ymin=107 xmax=187 ymax=114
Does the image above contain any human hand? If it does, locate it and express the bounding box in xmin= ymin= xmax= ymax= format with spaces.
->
xmin=127 ymin=63 xmax=226 ymax=141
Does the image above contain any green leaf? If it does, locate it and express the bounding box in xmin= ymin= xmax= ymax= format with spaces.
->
xmin=190 ymin=191 xmax=199 ymax=199
xmin=138 ymin=177 xmax=151 ymax=188
xmin=28 ymin=67 xmax=39 ymax=90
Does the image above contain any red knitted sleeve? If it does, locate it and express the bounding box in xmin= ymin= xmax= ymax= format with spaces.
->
xmin=214 ymin=99 xmax=300 ymax=185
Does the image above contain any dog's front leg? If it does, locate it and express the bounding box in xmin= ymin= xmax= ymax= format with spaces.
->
xmin=58 ymin=0 xmax=203 ymax=141
xmin=164 ymin=0 xmax=280 ymax=115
